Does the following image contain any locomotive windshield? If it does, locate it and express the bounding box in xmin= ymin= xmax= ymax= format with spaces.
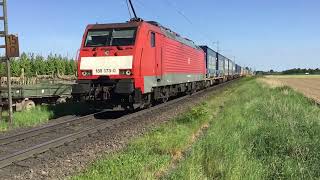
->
xmin=85 ymin=28 xmax=137 ymax=47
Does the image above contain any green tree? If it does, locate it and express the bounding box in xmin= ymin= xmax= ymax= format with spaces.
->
xmin=0 ymin=62 xmax=6 ymax=76
xmin=10 ymin=59 xmax=21 ymax=77
xmin=19 ymin=53 xmax=33 ymax=77
xmin=32 ymin=55 xmax=46 ymax=75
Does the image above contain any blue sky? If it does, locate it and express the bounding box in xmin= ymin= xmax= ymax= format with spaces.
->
xmin=7 ymin=0 xmax=320 ymax=71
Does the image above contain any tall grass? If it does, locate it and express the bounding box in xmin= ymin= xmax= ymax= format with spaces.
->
xmin=0 ymin=106 xmax=52 ymax=131
xmin=73 ymin=104 xmax=213 ymax=180
xmin=0 ymin=102 xmax=95 ymax=132
xmin=167 ymin=79 xmax=320 ymax=179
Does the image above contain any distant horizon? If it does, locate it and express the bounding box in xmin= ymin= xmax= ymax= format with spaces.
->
xmin=6 ymin=0 xmax=320 ymax=71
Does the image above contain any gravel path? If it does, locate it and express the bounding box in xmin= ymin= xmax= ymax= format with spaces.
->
xmin=0 ymin=83 xmax=232 ymax=180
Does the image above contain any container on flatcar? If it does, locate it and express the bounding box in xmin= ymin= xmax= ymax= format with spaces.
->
xmin=230 ymin=59 xmax=235 ymax=77
xmin=232 ymin=61 xmax=236 ymax=76
xmin=199 ymin=46 xmax=217 ymax=78
xmin=235 ymin=64 xmax=241 ymax=77
xmin=217 ymin=53 xmax=225 ymax=78
xmin=228 ymin=59 xmax=232 ymax=76
xmin=224 ymin=57 xmax=229 ymax=77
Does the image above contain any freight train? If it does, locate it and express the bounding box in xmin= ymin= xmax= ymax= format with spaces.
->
xmin=72 ymin=20 xmax=252 ymax=110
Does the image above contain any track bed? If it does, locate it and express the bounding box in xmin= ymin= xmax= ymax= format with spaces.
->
xmin=0 ymin=79 xmax=238 ymax=180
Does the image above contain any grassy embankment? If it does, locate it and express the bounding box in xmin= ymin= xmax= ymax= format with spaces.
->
xmin=73 ymin=77 xmax=320 ymax=180
xmin=0 ymin=102 xmax=95 ymax=132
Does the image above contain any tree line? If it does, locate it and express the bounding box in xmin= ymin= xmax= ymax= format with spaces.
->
xmin=282 ymin=68 xmax=320 ymax=75
xmin=255 ymin=68 xmax=320 ymax=75
xmin=0 ymin=53 xmax=77 ymax=77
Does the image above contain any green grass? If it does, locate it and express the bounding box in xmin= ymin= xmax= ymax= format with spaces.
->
xmin=0 ymin=102 xmax=95 ymax=132
xmin=166 ymin=79 xmax=320 ymax=179
xmin=72 ymin=78 xmax=320 ymax=179
xmin=72 ymin=80 xmax=242 ymax=180
xmin=0 ymin=106 xmax=53 ymax=131
xmin=72 ymin=105 xmax=213 ymax=180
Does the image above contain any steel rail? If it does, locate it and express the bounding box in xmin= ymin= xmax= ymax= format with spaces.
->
xmin=0 ymin=79 xmax=237 ymax=169
xmin=0 ymin=110 xmax=114 ymax=146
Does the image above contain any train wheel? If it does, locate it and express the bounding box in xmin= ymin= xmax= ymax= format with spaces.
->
xmin=56 ymin=97 xmax=67 ymax=104
xmin=143 ymin=94 xmax=152 ymax=108
xmin=124 ymin=104 xmax=135 ymax=113
xmin=162 ymin=90 xmax=169 ymax=103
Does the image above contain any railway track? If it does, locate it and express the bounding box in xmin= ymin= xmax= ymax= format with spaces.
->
xmin=0 ymin=79 xmax=237 ymax=169
xmin=0 ymin=112 xmax=102 ymax=146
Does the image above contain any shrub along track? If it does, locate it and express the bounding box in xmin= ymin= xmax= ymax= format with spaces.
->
xmin=0 ymin=79 xmax=238 ymax=180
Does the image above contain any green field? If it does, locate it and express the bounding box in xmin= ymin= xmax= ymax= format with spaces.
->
xmin=73 ymin=78 xmax=320 ymax=180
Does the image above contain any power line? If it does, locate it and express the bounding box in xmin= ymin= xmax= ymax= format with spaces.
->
xmin=162 ymin=0 xmax=193 ymax=25
xmin=125 ymin=0 xmax=132 ymax=19
xmin=133 ymin=0 xmax=163 ymax=21
xmin=128 ymin=0 xmax=138 ymax=19
xmin=160 ymin=0 xmax=219 ymax=50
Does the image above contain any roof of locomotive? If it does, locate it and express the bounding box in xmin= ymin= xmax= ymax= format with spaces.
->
xmin=146 ymin=21 xmax=201 ymax=50
xmin=86 ymin=21 xmax=141 ymax=29
xmin=87 ymin=20 xmax=201 ymax=50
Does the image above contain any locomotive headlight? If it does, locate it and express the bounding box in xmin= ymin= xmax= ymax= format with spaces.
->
xmin=120 ymin=69 xmax=132 ymax=76
xmin=125 ymin=70 xmax=132 ymax=76
xmin=81 ymin=70 xmax=92 ymax=76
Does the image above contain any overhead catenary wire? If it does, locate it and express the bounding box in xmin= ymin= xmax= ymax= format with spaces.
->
xmin=125 ymin=0 xmax=132 ymax=19
xmin=161 ymin=1 xmax=237 ymax=60
xmin=128 ymin=0 xmax=138 ymax=19
xmin=160 ymin=0 xmax=220 ymax=52
xmin=162 ymin=0 xmax=193 ymax=25
xmin=129 ymin=0 xmax=162 ymax=22
xmin=124 ymin=0 xmax=237 ymax=61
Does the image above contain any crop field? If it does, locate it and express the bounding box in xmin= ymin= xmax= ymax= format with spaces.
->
xmin=262 ymin=75 xmax=320 ymax=103
xmin=73 ymin=78 xmax=320 ymax=179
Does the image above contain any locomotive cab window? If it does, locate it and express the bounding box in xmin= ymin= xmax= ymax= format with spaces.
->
xmin=151 ymin=32 xmax=156 ymax=47
xmin=85 ymin=28 xmax=137 ymax=47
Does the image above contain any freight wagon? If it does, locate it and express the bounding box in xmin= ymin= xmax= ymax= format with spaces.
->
xmin=217 ymin=53 xmax=225 ymax=79
xmin=0 ymin=83 xmax=74 ymax=111
xmin=235 ymin=64 xmax=242 ymax=78
xmin=200 ymin=45 xmax=225 ymax=83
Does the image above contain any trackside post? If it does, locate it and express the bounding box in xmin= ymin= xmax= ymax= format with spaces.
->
xmin=0 ymin=0 xmax=20 ymax=126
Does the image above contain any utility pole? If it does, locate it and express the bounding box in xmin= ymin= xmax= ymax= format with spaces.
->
xmin=0 ymin=0 xmax=13 ymax=126
xmin=0 ymin=0 xmax=19 ymax=127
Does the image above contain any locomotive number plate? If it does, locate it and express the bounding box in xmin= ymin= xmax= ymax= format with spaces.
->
xmin=93 ymin=68 xmax=119 ymax=75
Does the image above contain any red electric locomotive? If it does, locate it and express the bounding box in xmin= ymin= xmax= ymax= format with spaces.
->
xmin=72 ymin=20 xmax=206 ymax=109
